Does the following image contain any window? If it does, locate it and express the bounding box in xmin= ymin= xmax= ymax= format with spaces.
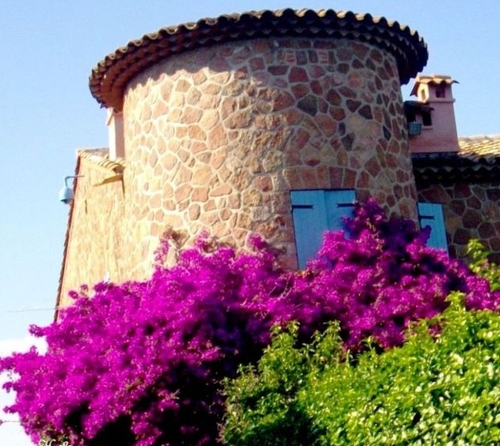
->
xmin=421 ymin=110 xmax=432 ymax=126
xmin=290 ymin=190 xmax=356 ymax=268
xmin=417 ymin=202 xmax=448 ymax=252
xmin=435 ymin=84 xmax=447 ymax=98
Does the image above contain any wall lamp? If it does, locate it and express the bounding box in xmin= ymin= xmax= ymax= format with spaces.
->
xmin=58 ymin=175 xmax=84 ymax=205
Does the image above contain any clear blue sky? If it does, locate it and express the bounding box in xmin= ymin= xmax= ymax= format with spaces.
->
xmin=0 ymin=0 xmax=499 ymax=443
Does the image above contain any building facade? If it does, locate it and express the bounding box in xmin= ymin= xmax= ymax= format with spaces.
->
xmin=57 ymin=9 xmax=500 ymax=312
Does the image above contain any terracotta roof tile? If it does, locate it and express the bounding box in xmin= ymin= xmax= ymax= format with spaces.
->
xmin=458 ymin=135 xmax=500 ymax=160
xmin=413 ymin=135 xmax=500 ymax=184
xmin=89 ymin=8 xmax=428 ymax=110
xmin=78 ymin=148 xmax=126 ymax=174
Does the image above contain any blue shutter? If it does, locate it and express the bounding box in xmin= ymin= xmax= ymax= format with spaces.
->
xmin=325 ymin=190 xmax=356 ymax=231
xmin=291 ymin=190 xmax=355 ymax=268
xmin=418 ymin=202 xmax=448 ymax=252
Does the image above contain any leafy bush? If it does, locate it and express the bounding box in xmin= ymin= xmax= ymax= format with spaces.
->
xmin=467 ymin=239 xmax=500 ymax=291
xmin=1 ymin=200 xmax=498 ymax=446
xmin=223 ymin=294 xmax=500 ymax=445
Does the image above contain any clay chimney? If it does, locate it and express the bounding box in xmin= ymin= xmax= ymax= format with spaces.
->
xmin=406 ymin=74 xmax=459 ymax=153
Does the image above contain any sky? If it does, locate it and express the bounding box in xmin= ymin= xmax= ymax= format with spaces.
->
xmin=0 ymin=0 xmax=499 ymax=444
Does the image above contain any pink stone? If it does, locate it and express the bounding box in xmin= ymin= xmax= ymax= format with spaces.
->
xmin=152 ymin=101 xmax=168 ymax=117
xmin=175 ymin=79 xmax=191 ymax=92
xmin=234 ymin=68 xmax=248 ymax=80
xmin=300 ymin=168 xmax=318 ymax=188
xmin=316 ymin=115 xmax=337 ymax=137
xmin=175 ymin=184 xmax=192 ymax=202
xmin=268 ymin=65 xmax=289 ymax=76
xmin=181 ymin=107 xmax=202 ymax=124
xmin=220 ymin=97 xmax=238 ymax=120
xmin=175 ymin=126 xmax=187 ymax=138
xmin=192 ymin=187 xmax=209 ymax=202
xmin=192 ymin=71 xmax=207 ymax=85
xmin=348 ymin=72 xmax=364 ymax=88
xmin=289 ymin=67 xmax=309 ymax=83
xmin=160 ymin=81 xmax=173 ymax=98
xmin=197 ymin=95 xmax=220 ymax=110
xmin=200 ymin=210 xmax=218 ymax=224
xmin=282 ymin=108 xmax=303 ymax=125
xmin=224 ymin=111 xmax=252 ymax=129
xmin=283 ymin=168 xmax=302 ymax=188
xmin=352 ymin=42 xmax=369 ymax=59
xmin=252 ymin=39 xmax=271 ymax=54
xmin=219 ymin=208 xmax=232 ymax=221
xmin=310 ymin=80 xmax=323 ymax=95
xmin=228 ymin=194 xmax=241 ymax=209
xmin=292 ymin=128 xmax=310 ymax=150
xmin=222 ymin=80 xmax=244 ymax=96
xmin=199 ymin=110 xmax=219 ymax=130
xmin=253 ymin=176 xmax=273 ymax=192
xmin=310 ymin=66 xmax=326 ymax=81
xmin=188 ymin=203 xmax=201 ymax=221
xmin=211 ymin=183 xmax=232 ymax=197
xmin=161 ymin=154 xmax=177 ymax=170
xmin=292 ymin=84 xmax=309 ymax=100
xmin=231 ymin=46 xmax=252 ymax=64
xmin=188 ymin=125 xmax=206 ymax=140
xmin=272 ymin=91 xmax=295 ymax=111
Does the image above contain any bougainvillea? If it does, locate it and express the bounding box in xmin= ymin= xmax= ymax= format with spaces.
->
xmin=1 ymin=199 xmax=499 ymax=446
xmin=280 ymin=199 xmax=500 ymax=350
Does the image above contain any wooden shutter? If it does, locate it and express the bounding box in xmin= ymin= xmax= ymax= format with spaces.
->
xmin=291 ymin=190 xmax=355 ymax=268
xmin=417 ymin=202 xmax=448 ymax=252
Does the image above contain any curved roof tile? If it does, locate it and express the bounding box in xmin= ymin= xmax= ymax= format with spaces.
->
xmin=412 ymin=135 xmax=500 ymax=184
xmin=89 ymin=8 xmax=428 ymax=110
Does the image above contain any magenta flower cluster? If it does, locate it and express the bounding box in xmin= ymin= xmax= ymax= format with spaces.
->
xmin=1 ymin=199 xmax=498 ymax=446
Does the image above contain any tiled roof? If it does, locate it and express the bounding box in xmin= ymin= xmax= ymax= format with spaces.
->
xmin=412 ymin=135 xmax=500 ymax=184
xmin=78 ymin=148 xmax=125 ymax=174
xmin=457 ymin=135 xmax=500 ymax=160
xmin=89 ymin=8 xmax=428 ymax=110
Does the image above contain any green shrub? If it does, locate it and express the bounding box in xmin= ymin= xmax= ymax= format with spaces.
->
xmin=223 ymin=294 xmax=500 ymax=445
xmin=467 ymin=239 xmax=500 ymax=292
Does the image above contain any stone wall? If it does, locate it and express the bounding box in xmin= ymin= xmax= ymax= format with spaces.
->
xmin=417 ymin=181 xmax=500 ymax=262
xmin=59 ymin=158 xmax=127 ymax=308
xmin=122 ymin=37 xmax=417 ymax=274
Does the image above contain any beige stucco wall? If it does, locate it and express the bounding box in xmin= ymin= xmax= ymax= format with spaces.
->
xmin=59 ymin=160 xmax=127 ymax=308
xmin=60 ymin=37 xmax=419 ymax=308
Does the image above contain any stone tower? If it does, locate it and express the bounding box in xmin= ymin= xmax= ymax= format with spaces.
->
xmin=58 ymin=9 xmax=428 ymax=309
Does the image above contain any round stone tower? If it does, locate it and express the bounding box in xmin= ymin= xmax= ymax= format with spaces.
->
xmin=90 ymin=9 xmax=428 ymax=269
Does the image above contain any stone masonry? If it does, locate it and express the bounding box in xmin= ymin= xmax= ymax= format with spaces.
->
xmin=418 ymin=181 xmax=500 ymax=262
xmin=121 ymin=37 xmax=418 ymax=276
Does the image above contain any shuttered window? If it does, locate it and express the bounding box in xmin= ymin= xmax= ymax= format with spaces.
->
xmin=290 ymin=190 xmax=356 ymax=268
xmin=417 ymin=202 xmax=448 ymax=252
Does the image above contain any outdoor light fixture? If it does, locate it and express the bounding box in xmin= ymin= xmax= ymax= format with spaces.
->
xmin=58 ymin=175 xmax=84 ymax=205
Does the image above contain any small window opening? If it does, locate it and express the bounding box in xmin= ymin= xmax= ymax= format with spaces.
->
xmin=422 ymin=110 xmax=432 ymax=126
xmin=435 ymin=84 xmax=446 ymax=98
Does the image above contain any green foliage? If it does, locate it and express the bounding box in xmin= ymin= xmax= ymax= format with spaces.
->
xmin=223 ymin=294 xmax=500 ymax=445
xmin=467 ymin=239 xmax=500 ymax=291
xmin=222 ymin=322 xmax=326 ymax=446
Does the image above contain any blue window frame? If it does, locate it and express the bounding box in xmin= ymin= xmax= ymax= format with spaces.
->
xmin=290 ymin=190 xmax=356 ymax=268
xmin=417 ymin=202 xmax=448 ymax=252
